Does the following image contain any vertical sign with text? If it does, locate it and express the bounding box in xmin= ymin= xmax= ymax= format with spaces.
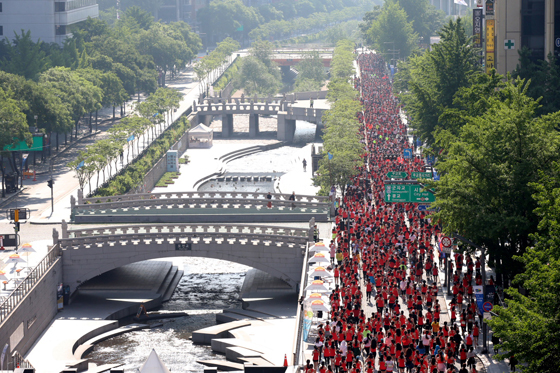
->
xmin=486 ymin=19 xmax=495 ymax=73
xmin=473 ymin=8 xmax=484 ymax=66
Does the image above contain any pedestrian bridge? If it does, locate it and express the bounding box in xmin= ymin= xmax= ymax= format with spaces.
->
xmin=194 ymin=92 xmax=328 ymax=141
xmin=71 ymin=190 xmax=333 ymax=223
xmin=55 ymin=220 xmax=312 ymax=294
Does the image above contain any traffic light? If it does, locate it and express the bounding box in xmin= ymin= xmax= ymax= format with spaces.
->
xmin=14 ymin=222 xmax=20 ymax=233
xmin=47 ymin=179 xmax=54 ymax=188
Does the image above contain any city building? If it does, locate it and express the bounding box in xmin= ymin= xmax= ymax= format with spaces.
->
xmin=496 ymin=0 xmax=560 ymax=74
xmin=0 ymin=0 xmax=98 ymax=44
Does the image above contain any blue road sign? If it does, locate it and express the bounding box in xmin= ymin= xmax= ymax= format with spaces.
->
xmin=417 ymin=204 xmax=431 ymax=211
xmin=403 ymin=148 xmax=412 ymax=159
xmin=483 ymin=301 xmax=493 ymax=312
xmin=426 ymin=155 xmax=435 ymax=165
xmin=556 ymin=38 xmax=560 ymax=48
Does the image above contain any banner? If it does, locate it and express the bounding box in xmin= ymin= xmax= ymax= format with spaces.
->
xmin=302 ymin=306 xmax=314 ymax=341
xmin=486 ymin=19 xmax=495 ymax=73
xmin=474 ymin=285 xmax=484 ymax=315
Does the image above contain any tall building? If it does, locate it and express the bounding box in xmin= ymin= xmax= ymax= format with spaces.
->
xmin=496 ymin=0 xmax=559 ymax=74
xmin=0 ymin=0 xmax=99 ymax=44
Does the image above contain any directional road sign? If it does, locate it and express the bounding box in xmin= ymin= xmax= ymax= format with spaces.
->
xmin=403 ymin=148 xmax=413 ymax=159
xmin=384 ymin=184 xmax=436 ymax=203
xmin=386 ymin=171 xmax=408 ymax=179
xmin=411 ymin=172 xmax=432 ymax=179
xmin=483 ymin=301 xmax=493 ymax=312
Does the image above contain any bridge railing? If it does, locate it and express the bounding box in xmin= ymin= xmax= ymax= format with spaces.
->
xmin=285 ymin=107 xmax=327 ymax=118
xmin=73 ymin=197 xmax=330 ymax=213
xmin=61 ymin=222 xmax=310 ymax=240
xmin=78 ymin=191 xmax=330 ymax=204
xmin=194 ymin=102 xmax=283 ymax=113
xmin=0 ymin=245 xmax=61 ymax=324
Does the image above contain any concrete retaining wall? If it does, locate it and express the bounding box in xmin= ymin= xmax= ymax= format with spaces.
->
xmin=0 ymin=260 xmax=62 ymax=368
xmin=136 ymin=129 xmax=190 ymax=193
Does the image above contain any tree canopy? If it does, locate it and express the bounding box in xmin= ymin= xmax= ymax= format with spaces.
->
xmin=426 ymin=77 xmax=560 ymax=282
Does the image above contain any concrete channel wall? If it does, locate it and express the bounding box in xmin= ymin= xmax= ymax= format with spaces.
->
xmin=0 ymin=259 xmax=62 ymax=369
xmin=135 ymin=128 xmax=190 ymax=194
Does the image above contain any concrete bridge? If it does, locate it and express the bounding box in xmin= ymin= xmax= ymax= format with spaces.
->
xmin=55 ymin=220 xmax=312 ymax=294
xmin=71 ymin=190 xmax=333 ymax=223
xmin=271 ymin=50 xmax=333 ymax=67
xmin=194 ymin=92 xmax=328 ymax=141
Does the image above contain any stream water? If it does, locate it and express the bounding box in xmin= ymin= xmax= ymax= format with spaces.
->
xmin=86 ymin=115 xmax=319 ymax=371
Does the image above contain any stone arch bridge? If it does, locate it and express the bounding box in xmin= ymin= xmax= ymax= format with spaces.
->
xmin=54 ymin=220 xmax=313 ymax=294
xmin=193 ymin=92 xmax=328 ymax=141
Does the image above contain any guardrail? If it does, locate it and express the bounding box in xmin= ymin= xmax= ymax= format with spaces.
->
xmin=0 ymin=246 xmax=61 ymax=324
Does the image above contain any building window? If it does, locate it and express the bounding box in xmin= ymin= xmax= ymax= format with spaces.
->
xmin=0 ymin=26 xmax=3 ymax=36
xmin=0 ymin=3 xmax=3 ymax=12
xmin=522 ymin=0 xmax=546 ymax=61
xmin=55 ymin=25 xmax=67 ymax=35
xmin=55 ymin=2 xmax=65 ymax=11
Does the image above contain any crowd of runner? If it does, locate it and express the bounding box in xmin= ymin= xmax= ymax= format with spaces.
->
xmin=306 ymin=53 xmax=482 ymax=373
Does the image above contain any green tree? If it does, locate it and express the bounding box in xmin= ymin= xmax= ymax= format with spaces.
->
xmin=0 ymin=30 xmax=50 ymax=80
xmin=393 ymin=0 xmax=445 ymax=42
xmin=0 ymin=87 xmax=30 ymax=151
xmin=234 ymin=56 xmax=281 ymax=96
xmin=396 ymin=18 xmax=480 ymax=145
xmin=293 ymin=51 xmax=326 ymax=91
xmin=366 ymin=1 xmax=417 ymax=61
xmin=487 ymin=162 xmax=560 ymax=373
xmin=426 ymin=77 xmax=560 ymax=283
xmin=40 ymin=67 xmax=103 ymax=139
xmin=123 ymin=6 xmax=154 ymax=30
xmin=513 ymin=48 xmax=560 ymax=116
xmin=0 ymin=71 xmax=73 ymax=145
xmin=197 ymin=0 xmax=262 ymax=44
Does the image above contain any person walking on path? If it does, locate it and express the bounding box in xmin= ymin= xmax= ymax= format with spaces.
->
xmin=289 ymin=191 xmax=296 ymax=209
xmin=303 ymin=158 xmax=307 ymax=172
xmin=310 ymin=98 xmax=314 ymax=108
xmin=266 ymin=191 xmax=272 ymax=208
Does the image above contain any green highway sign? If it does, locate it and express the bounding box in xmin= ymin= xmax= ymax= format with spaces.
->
xmin=384 ymin=184 xmax=435 ymax=203
xmin=386 ymin=171 xmax=408 ymax=179
xmin=411 ymin=172 xmax=432 ymax=179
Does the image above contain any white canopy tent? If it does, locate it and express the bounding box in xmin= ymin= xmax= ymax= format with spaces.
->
xmin=188 ymin=123 xmax=213 ymax=148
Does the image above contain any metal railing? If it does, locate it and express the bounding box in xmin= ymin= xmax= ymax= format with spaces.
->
xmin=11 ymin=350 xmax=35 ymax=370
xmin=0 ymin=246 xmax=61 ymax=324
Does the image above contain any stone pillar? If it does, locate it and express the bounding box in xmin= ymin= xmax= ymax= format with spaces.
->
xmin=249 ymin=114 xmax=260 ymax=138
xmin=545 ymin=0 xmax=555 ymax=59
xmin=53 ymin=228 xmax=59 ymax=246
xmin=222 ymin=114 xmax=233 ymax=138
xmin=277 ymin=113 xmax=296 ymax=142
xmin=61 ymin=219 xmax=68 ymax=239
